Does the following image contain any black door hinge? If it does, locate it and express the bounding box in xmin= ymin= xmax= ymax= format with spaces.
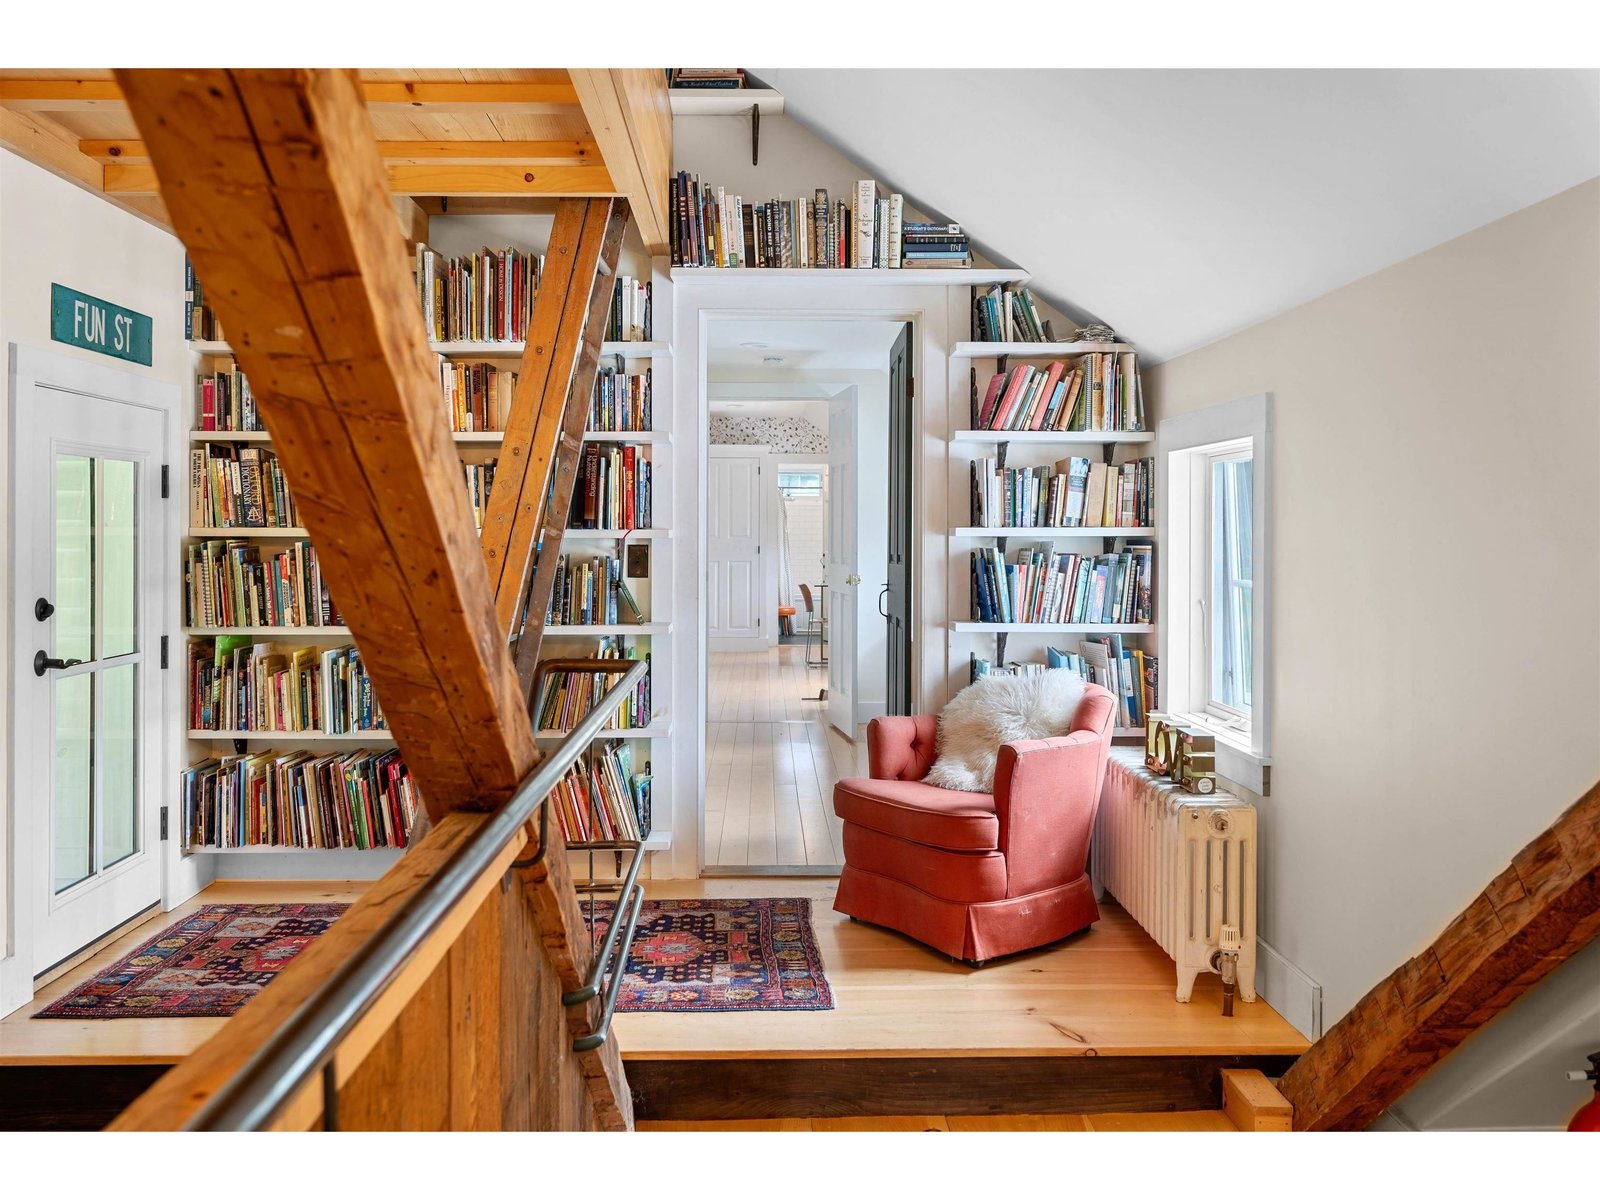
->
xmin=159 ymin=806 xmax=170 ymax=842
xmin=159 ymin=634 xmax=169 ymax=669
xmin=160 ymin=464 xmax=170 ymax=499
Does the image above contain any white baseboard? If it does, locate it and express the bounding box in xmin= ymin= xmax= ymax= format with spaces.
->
xmin=1258 ymin=937 xmax=1323 ymax=1039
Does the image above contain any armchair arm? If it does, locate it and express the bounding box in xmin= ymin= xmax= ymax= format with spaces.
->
xmin=993 ymin=731 xmax=1111 ymax=898
xmin=866 ymin=715 xmax=941 ymax=781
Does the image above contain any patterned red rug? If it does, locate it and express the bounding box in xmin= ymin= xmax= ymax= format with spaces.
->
xmin=594 ymin=896 xmax=833 ymax=1012
xmin=34 ymin=903 xmax=348 ymax=1019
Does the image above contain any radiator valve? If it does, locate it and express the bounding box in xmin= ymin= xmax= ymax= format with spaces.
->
xmin=1212 ymin=924 xmax=1243 ymax=1017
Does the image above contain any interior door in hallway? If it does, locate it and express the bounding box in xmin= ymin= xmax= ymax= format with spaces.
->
xmin=826 ymin=392 xmax=858 ymax=737
xmin=707 ymin=446 xmax=768 ymax=650
xmin=11 ymin=355 xmax=168 ymax=979
xmin=884 ymin=322 xmax=913 ymax=715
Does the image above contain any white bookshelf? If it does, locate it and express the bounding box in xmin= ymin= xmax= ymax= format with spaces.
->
xmin=538 ymin=622 xmax=673 ymax=638
xmin=953 ymin=527 xmax=1154 ymax=539
xmin=668 ymin=88 xmax=785 ymax=116
xmin=951 ymin=340 xmax=1135 ymax=359
xmin=534 ymin=723 xmax=670 ymax=741
xmin=562 ymin=527 xmax=672 ymax=540
xmin=669 ymin=267 xmax=1029 ymax=287
xmin=188 ymin=526 xmax=309 ymax=538
xmin=188 ymin=729 xmax=396 ymax=742
xmin=948 ymin=298 xmax=1158 ymax=738
xmin=184 ymin=625 xmax=353 ymax=638
xmin=951 ymin=429 xmax=1154 ymax=446
xmin=191 ymin=339 xmax=668 ymax=360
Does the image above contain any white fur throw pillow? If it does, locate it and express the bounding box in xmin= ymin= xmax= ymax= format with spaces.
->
xmin=924 ymin=670 xmax=1087 ymax=793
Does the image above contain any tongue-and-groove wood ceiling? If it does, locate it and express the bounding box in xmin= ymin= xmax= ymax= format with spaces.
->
xmin=0 ymin=68 xmax=672 ymax=254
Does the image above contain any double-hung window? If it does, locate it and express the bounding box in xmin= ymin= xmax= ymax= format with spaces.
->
xmin=1158 ymin=394 xmax=1271 ymax=792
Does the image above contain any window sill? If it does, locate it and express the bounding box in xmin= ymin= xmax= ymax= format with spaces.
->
xmin=1176 ymin=711 xmax=1272 ymax=796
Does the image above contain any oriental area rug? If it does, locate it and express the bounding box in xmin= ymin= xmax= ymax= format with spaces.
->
xmin=593 ymin=896 xmax=834 ymax=1013
xmin=34 ymin=903 xmax=348 ymax=1019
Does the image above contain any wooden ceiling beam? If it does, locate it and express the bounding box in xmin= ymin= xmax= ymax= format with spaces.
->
xmin=1279 ymin=779 xmax=1600 ymax=1129
xmin=114 ymin=66 xmax=537 ymax=817
xmin=104 ymin=159 xmax=616 ymax=197
xmin=81 ymin=138 xmax=602 ymax=166
xmin=0 ymin=106 xmax=170 ymax=230
xmin=569 ymin=69 xmax=673 ymax=256
xmin=0 ymin=78 xmax=582 ymax=113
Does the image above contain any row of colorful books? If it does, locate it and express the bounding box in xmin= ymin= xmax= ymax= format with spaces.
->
xmin=668 ymin=67 xmax=745 ymax=89
xmin=188 ymin=444 xmax=299 ymax=529
xmin=188 ymin=638 xmax=385 ymax=735
xmin=534 ymin=641 xmax=653 ymax=731
xmin=607 ymin=276 xmax=652 ymax=341
xmin=185 ymin=257 xmax=223 ymax=342
xmin=185 ymin=539 xmax=339 ymax=631
xmin=971 ymin=642 xmax=1159 ymax=729
xmin=545 ymin=554 xmax=644 ymax=627
xmin=574 ymin=443 xmax=652 ymax=531
xmin=548 ymin=742 xmax=652 ymax=844
xmin=464 ymin=460 xmax=496 ymax=531
xmin=671 ymin=174 xmax=963 ymax=270
xmin=197 ymin=364 xmax=258 ymax=431
xmin=440 ymin=359 xmax=515 ymax=433
xmin=972 ymin=283 xmax=1057 ymax=342
xmin=180 ymin=746 xmax=417 ymax=850
xmin=974 ymin=355 xmax=1144 ymax=433
xmin=415 ymin=243 xmax=542 ymax=343
xmin=969 ymin=544 xmax=1154 ymax=625
xmin=591 ymin=365 xmax=652 ymax=431
xmin=970 ymin=456 xmax=1154 ymax=529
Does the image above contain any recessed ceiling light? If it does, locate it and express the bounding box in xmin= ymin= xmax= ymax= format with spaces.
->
xmin=739 ymin=341 xmax=770 ymax=349
xmin=762 ymin=355 xmax=785 ymax=365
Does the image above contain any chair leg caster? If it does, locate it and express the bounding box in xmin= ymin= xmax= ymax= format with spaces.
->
xmin=963 ymin=958 xmax=986 ymax=969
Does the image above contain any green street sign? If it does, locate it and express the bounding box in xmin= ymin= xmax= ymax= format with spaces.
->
xmin=50 ymin=283 xmax=153 ymax=366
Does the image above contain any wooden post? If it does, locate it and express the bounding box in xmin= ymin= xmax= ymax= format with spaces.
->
xmin=1279 ymin=780 xmax=1600 ymax=1129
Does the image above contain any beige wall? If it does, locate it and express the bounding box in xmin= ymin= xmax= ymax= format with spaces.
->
xmin=1145 ymin=178 xmax=1600 ymax=1125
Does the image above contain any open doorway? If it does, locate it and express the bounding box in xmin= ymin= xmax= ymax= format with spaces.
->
xmin=702 ymin=319 xmax=912 ymax=873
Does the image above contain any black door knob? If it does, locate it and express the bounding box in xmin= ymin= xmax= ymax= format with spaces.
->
xmin=35 ymin=597 xmax=54 ymax=621
xmin=34 ymin=650 xmax=84 ymax=676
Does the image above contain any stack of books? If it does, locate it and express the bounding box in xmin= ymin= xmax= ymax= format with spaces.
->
xmin=971 ymin=456 xmax=1154 ymax=529
xmin=972 ymin=645 xmax=1158 ymax=730
xmin=574 ymin=443 xmax=652 ymax=530
xmin=548 ymin=742 xmax=652 ymax=844
xmin=181 ymin=747 xmax=418 ymax=850
xmin=185 ymin=539 xmax=341 ymax=630
xmin=546 ymin=554 xmax=646 ymax=626
xmin=970 ymin=543 xmax=1154 ymax=625
xmin=184 ymin=257 xmax=223 ymax=341
xmin=670 ymin=174 xmax=918 ymax=270
xmin=187 ymin=639 xmax=385 ymax=735
xmin=415 ymin=244 xmax=543 ymax=342
xmin=901 ymin=221 xmax=971 ymax=270
xmin=463 ymin=459 xmax=495 ymax=531
xmin=189 ymin=444 xmax=299 ymax=529
xmin=197 ymin=363 xmax=259 ymax=431
xmin=439 ymin=359 xmax=515 ymax=432
xmin=535 ymin=639 xmax=652 ymax=731
xmin=973 ymin=356 xmax=1145 ymax=433
xmin=590 ymin=364 xmax=652 ymax=432
xmin=973 ymin=283 xmax=1055 ymax=341
xmin=606 ymin=277 xmax=651 ymax=341
xmin=669 ymin=68 xmax=745 ymax=90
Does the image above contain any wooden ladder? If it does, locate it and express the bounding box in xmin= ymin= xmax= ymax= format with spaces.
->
xmin=479 ymin=196 xmax=630 ymax=704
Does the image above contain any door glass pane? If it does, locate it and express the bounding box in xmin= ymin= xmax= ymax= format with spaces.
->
xmin=102 ymin=663 xmax=138 ymax=868
xmin=55 ymin=455 xmax=95 ymax=662
xmin=101 ymin=459 xmax=137 ymax=658
xmin=54 ymin=672 xmax=93 ymax=893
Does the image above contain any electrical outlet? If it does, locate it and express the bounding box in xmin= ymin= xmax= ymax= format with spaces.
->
xmin=626 ymin=543 xmax=649 ymax=578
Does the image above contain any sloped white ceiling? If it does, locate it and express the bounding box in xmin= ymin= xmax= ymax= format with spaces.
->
xmin=756 ymin=69 xmax=1600 ymax=361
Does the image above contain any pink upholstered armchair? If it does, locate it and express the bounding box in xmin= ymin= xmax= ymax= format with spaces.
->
xmin=832 ymin=684 xmax=1117 ymax=965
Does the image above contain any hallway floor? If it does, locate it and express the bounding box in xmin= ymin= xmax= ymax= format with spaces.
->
xmin=704 ymin=645 xmax=865 ymax=870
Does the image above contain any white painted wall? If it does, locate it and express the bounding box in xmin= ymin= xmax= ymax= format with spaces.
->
xmin=1144 ymin=178 xmax=1600 ymax=1129
xmin=0 ymin=150 xmax=197 ymax=1008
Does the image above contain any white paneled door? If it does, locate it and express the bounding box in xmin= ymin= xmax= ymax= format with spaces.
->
xmin=12 ymin=359 xmax=167 ymax=976
xmin=826 ymin=394 xmax=858 ymax=737
xmin=707 ymin=446 xmax=769 ymax=650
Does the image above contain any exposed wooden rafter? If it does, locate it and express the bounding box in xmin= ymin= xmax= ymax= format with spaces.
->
xmin=569 ymin=69 xmax=673 ymax=256
xmin=1280 ymin=779 xmax=1600 ymax=1130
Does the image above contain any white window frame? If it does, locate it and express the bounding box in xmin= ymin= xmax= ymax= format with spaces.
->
xmin=1158 ymin=393 xmax=1272 ymax=794
xmin=1204 ymin=442 xmax=1254 ymax=725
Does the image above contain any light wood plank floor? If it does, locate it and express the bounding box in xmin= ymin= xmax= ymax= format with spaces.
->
xmin=615 ymin=877 xmax=1310 ymax=1061
xmin=705 ymin=647 xmax=866 ymax=870
xmin=639 ymin=1111 xmax=1240 ymax=1131
xmin=0 ymin=880 xmax=365 ymax=1066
